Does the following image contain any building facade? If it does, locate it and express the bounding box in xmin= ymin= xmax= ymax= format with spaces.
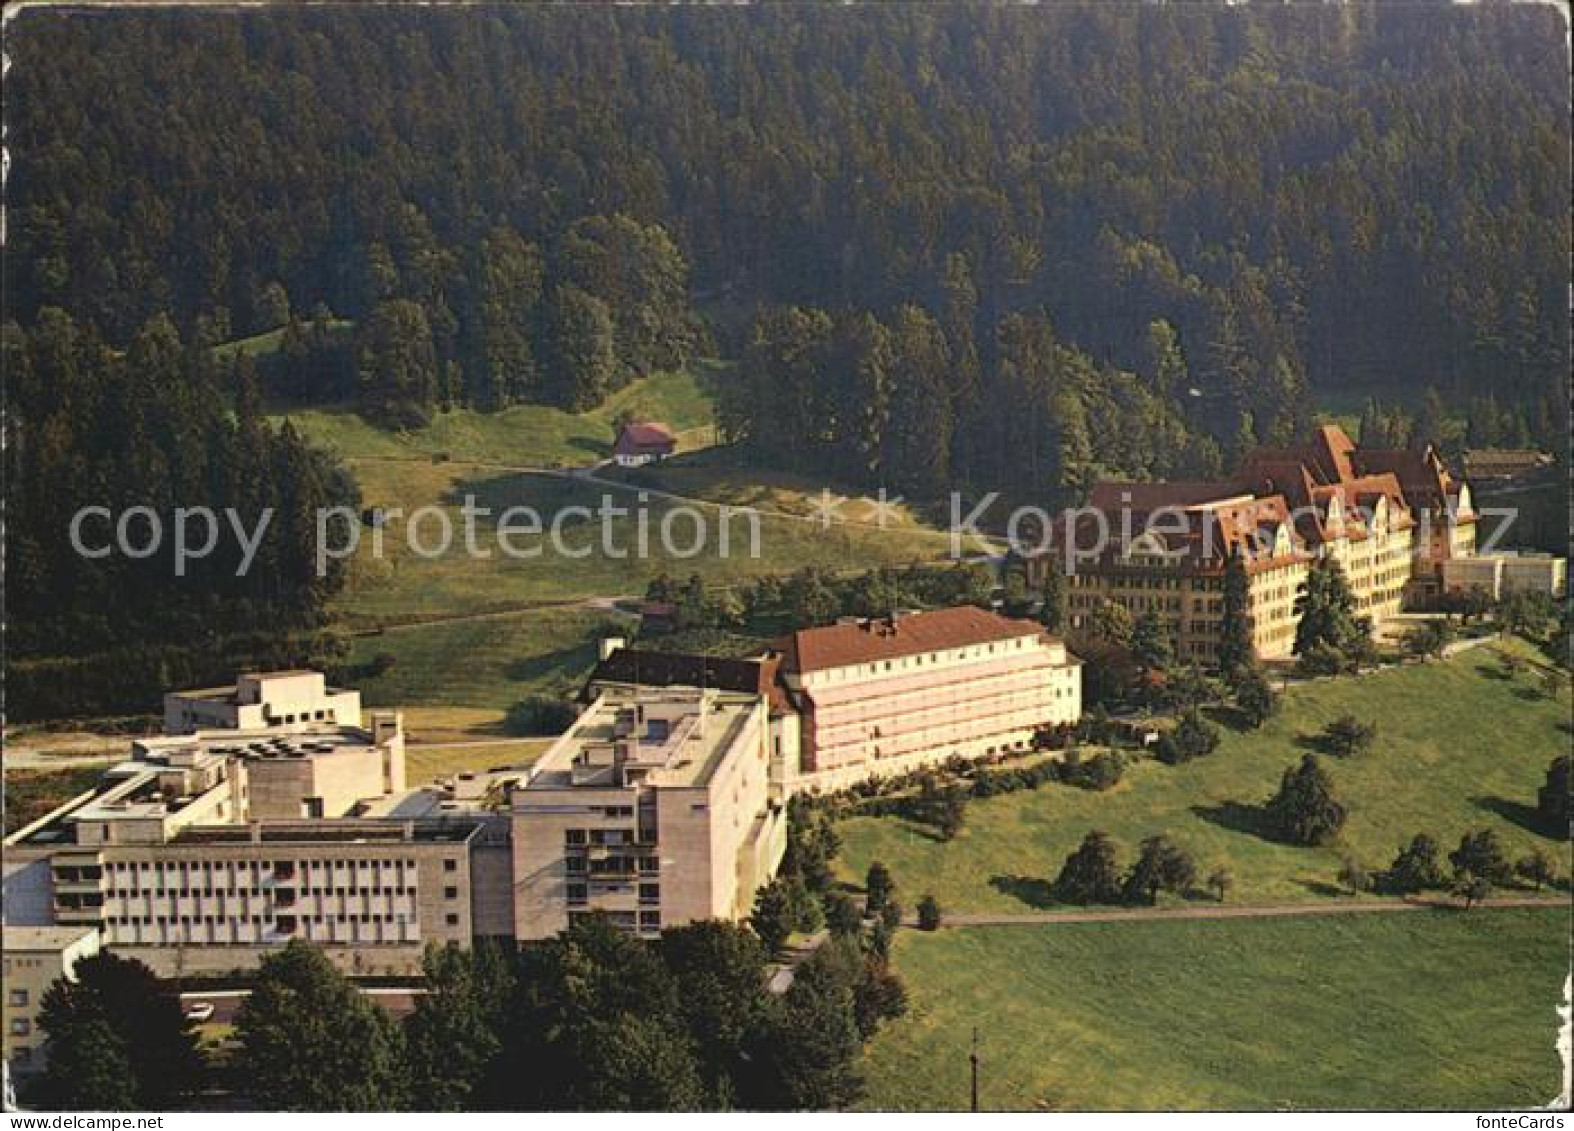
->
xmin=1035 ymin=425 xmax=1478 ymax=664
xmin=612 ymin=421 xmax=678 ymax=467
xmin=775 ymin=607 xmax=1083 ymax=792
xmin=164 ymin=670 xmax=362 ymax=735
xmin=2 ymin=687 xmax=506 ymax=977
xmin=511 ymin=689 xmax=786 ymax=940
xmin=2 ymin=926 xmax=101 ymax=1086
xmin=1441 ymin=552 xmax=1568 ymax=602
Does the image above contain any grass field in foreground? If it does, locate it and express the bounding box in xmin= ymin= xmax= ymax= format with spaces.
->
xmin=345 ymin=606 xmax=629 ymax=713
xmin=837 ymin=640 xmax=1569 ymax=914
xmin=860 ymin=906 xmax=1569 ymax=1110
xmin=280 ymin=366 xmax=724 ymax=469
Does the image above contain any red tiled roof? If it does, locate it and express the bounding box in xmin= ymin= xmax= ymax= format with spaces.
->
xmin=1044 ymin=427 xmax=1465 ymax=577
xmin=614 ymin=421 xmax=677 ymax=455
xmin=779 ymin=606 xmax=1048 ymax=674
xmin=1086 ymin=481 xmax=1246 ymax=512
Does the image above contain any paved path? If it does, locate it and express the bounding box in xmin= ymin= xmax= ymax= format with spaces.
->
xmin=913 ymin=894 xmax=1568 ymax=928
xmin=767 ymin=929 xmax=831 ymax=994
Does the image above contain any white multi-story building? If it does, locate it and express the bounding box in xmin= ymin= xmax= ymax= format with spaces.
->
xmin=773 ymin=607 xmax=1083 ymax=793
xmin=2 ymin=691 xmax=515 ymax=977
xmin=163 ymin=670 xmax=362 ymax=735
xmin=2 ymin=926 xmax=101 ymax=1087
xmin=511 ymin=689 xmax=786 ymax=940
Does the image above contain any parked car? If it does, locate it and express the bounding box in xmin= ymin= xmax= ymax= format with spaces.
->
xmin=182 ymin=1001 xmax=215 ymax=1023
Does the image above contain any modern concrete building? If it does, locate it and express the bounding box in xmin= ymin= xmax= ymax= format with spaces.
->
xmin=2 ymin=694 xmax=513 ymax=976
xmin=2 ymin=926 xmax=101 ymax=1085
xmin=1441 ymin=552 xmax=1567 ymax=602
xmin=774 ymin=607 xmax=1083 ymax=791
xmin=511 ymin=688 xmax=785 ymax=940
xmin=163 ymin=670 xmax=362 ymax=735
xmin=1033 ymin=425 xmax=1478 ymax=664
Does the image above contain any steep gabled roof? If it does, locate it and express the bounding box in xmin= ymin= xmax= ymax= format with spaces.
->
xmin=614 ymin=421 xmax=677 ymax=455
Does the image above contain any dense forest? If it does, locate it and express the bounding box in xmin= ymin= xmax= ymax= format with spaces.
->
xmin=4 ymin=4 xmax=1568 ymax=704
xmin=7 ymin=5 xmax=1569 ymax=411
xmin=2 ymin=313 xmax=359 ymax=714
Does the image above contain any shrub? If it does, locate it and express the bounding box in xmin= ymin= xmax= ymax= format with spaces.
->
xmin=503 ymin=695 xmax=579 ymax=736
xmin=1264 ymin=754 xmax=1346 ymax=845
xmin=1383 ymin=833 xmax=1447 ymax=893
xmin=1321 ymin=714 xmax=1377 ymax=757
xmin=1059 ymin=750 xmax=1125 ymax=791
xmin=916 ymin=895 xmax=942 ymax=931
xmin=1155 ymin=709 xmax=1220 ymax=765
xmin=1448 ymin=828 xmax=1512 ymax=885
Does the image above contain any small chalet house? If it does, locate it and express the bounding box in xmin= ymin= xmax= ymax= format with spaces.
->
xmin=612 ymin=421 xmax=678 ymax=467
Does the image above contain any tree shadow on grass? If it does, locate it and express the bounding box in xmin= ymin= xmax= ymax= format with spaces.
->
xmin=882 ymin=817 xmax=948 ymax=844
xmin=989 ymin=874 xmax=1057 ymax=910
xmin=1477 ymin=663 xmax=1515 ymax=682
xmin=1471 ymin=795 xmax=1549 ymax=837
xmin=567 ymin=435 xmax=609 ymax=460
xmin=1295 ymin=879 xmax=1351 ymax=898
xmin=1190 ymin=800 xmax=1279 ymax=843
xmin=504 ymin=642 xmax=598 ymax=686
xmin=1203 ymin=704 xmax=1253 ymax=733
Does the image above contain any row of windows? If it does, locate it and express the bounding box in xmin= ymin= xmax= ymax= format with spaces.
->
xmin=815 ymin=638 xmax=1037 ymax=685
xmin=568 ymin=910 xmax=661 ymax=931
xmin=104 ymin=857 xmax=434 ymax=875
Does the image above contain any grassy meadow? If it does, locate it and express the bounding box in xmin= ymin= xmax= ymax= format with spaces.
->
xmin=281 ymin=365 xmax=724 ymax=469
xmin=837 ymin=640 xmax=1571 ymax=914
xmin=327 ymin=460 xmax=954 ymax=626
xmin=278 ymin=367 xmax=959 ymax=627
xmin=345 ymin=606 xmax=629 ymax=712
xmin=860 ymin=906 xmax=1570 ymax=1110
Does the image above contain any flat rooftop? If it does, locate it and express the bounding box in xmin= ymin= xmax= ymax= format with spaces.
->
xmin=522 ymin=690 xmax=758 ymax=794
xmin=3 ymin=925 xmax=99 ymax=952
xmin=137 ymin=725 xmax=386 ymax=763
xmin=6 ymin=725 xmax=394 ymax=848
xmin=171 ymin=818 xmax=484 ymax=846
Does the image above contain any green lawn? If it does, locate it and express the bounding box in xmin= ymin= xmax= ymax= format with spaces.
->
xmin=837 ymin=642 xmax=1569 ymax=913
xmin=861 ymin=906 xmax=1570 ymax=1110
xmin=279 ymin=364 xmax=956 ymax=625
xmin=405 ymin=740 xmax=550 ymax=787
xmin=329 ymin=459 xmax=954 ymax=625
xmin=345 ymin=605 xmax=630 ymax=712
xmin=604 ymin=442 xmax=945 ymax=531
xmin=281 ymin=365 xmax=724 ymax=469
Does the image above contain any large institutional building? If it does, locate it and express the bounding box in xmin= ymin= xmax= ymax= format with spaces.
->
xmin=2 ymin=925 xmax=101 ymax=1087
xmin=1032 ymin=425 xmax=1483 ymax=663
xmin=4 ymin=674 xmax=512 ymax=979
xmin=512 ymin=688 xmax=785 ymax=940
xmin=773 ymin=607 xmax=1082 ymax=792
xmin=163 ymin=670 xmax=363 ymax=735
xmin=5 ymin=607 xmax=1083 ymax=995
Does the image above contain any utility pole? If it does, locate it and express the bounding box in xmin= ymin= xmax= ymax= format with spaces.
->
xmin=970 ymin=1026 xmax=980 ymax=1113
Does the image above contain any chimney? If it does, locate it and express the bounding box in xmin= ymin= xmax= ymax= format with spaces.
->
xmin=598 ymin=636 xmax=627 ymax=662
